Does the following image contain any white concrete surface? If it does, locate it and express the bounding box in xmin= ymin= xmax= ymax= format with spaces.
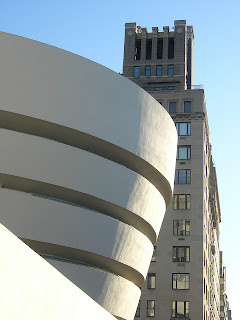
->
xmin=0 ymin=223 xmax=116 ymax=320
xmin=0 ymin=32 xmax=177 ymax=320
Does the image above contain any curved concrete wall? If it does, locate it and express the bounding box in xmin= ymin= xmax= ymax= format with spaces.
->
xmin=0 ymin=32 xmax=177 ymax=320
xmin=0 ymin=223 xmax=116 ymax=320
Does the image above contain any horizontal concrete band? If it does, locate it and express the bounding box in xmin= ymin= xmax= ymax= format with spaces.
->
xmin=0 ymin=188 xmax=153 ymax=280
xmin=0 ymin=109 xmax=172 ymax=208
xmin=0 ymin=173 xmax=157 ymax=244
xmin=22 ymin=238 xmax=144 ymax=287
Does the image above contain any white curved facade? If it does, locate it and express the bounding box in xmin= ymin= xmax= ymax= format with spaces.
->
xmin=0 ymin=32 xmax=177 ymax=320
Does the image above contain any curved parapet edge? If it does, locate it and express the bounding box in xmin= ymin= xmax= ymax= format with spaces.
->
xmin=0 ymin=173 xmax=157 ymax=244
xmin=0 ymin=110 xmax=173 ymax=208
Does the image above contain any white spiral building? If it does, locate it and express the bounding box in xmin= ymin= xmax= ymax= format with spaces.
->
xmin=0 ymin=32 xmax=177 ymax=320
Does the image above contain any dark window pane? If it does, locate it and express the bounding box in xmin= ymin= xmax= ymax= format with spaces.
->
xmin=175 ymin=169 xmax=191 ymax=184
xmin=176 ymin=122 xmax=191 ymax=136
xmin=184 ymin=101 xmax=191 ymax=112
xmin=178 ymin=195 xmax=186 ymax=209
xmin=187 ymin=195 xmax=191 ymax=209
xmin=173 ymin=220 xmax=178 ymax=235
xmin=179 ymin=170 xmax=186 ymax=183
xmin=169 ymin=101 xmax=176 ymax=113
xmin=168 ymin=64 xmax=174 ymax=75
xmin=146 ymin=39 xmax=152 ymax=60
xmin=168 ymin=37 xmax=174 ymax=59
xmin=178 ymin=220 xmax=185 ymax=235
xmin=174 ymin=194 xmax=191 ymax=210
xmin=172 ymin=301 xmax=189 ymax=318
xmin=156 ymin=65 xmax=162 ymax=76
xmin=134 ymin=66 xmax=140 ymax=77
xmin=177 ymin=146 xmax=191 ymax=159
xmin=154 ymin=86 xmax=174 ymax=91
xmin=147 ymin=274 xmax=156 ymax=289
xmin=177 ymin=301 xmax=185 ymax=317
xmin=147 ymin=300 xmax=155 ymax=317
xmin=157 ymin=38 xmax=163 ymax=59
xmin=173 ymin=247 xmax=190 ymax=262
xmin=151 ymin=246 xmax=156 ymax=262
xmin=186 ymin=220 xmax=190 ymax=235
xmin=178 ymin=147 xmax=187 ymax=159
xmin=145 ymin=66 xmax=151 ymax=76
xmin=135 ymin=39 xmax=141 ymax=60
xmin=188 ymin=122 xmax=191 ymax=135
xmin=187 ymin=170 xmax=191 ymax=183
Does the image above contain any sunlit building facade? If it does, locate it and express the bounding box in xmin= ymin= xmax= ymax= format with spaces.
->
xmin=123 ymin=20 xmax=222 ymax=320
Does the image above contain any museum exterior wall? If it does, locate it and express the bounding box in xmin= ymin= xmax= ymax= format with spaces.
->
xmin=0 ymin=32 xmax=177 ymax=320
xmin=0 ymin=223 xmax=116 ymax=320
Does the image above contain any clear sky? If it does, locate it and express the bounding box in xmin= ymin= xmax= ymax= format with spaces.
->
xmin=0 ymin=0 xmax=239 ymax=318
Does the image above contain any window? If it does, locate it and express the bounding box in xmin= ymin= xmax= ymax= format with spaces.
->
xmin=176 ymin=122 xmax=191 ymax=136
xmin=184 ymin=101 xmax=191 ymax=112
xmin=154 ymin=86 xmax=174 ymax=91
xmin=135 ymin=39 xmax=141 ymax=60
xmin=174 ymin=194 xmax=191 ymax=209
xmin=134 ymin=66 xmax=140 ymax=77
xmin=173 ymin=246 xmax=190 ymax=262
xmin=172 ymin=301 xmax=189 ymax=318
xmin=175 ymin=169 xmax=191 ymax=184
xmin=168 ymin=64 xmax=174 ymax=75
xmin=145 ymin=66 xmax=151 ymax=76
xmin=147 ymin=300 xmax=155 ymax=317
xmin=157 ymin=38 xmax=163 ymax=59
xmin=173 ymin=220 xmax=190 ymax=236
xmin=151 ymin=246 xmax=156 ymax=262
xmin=147 ymin=273 xmax=156 ymax=289
xmin=146 ymin=39 xmax=152 ymax=60
xmin=169 ymin=101 xmax=176 ymax=113
xmin=135 ymin=301 xmax=140 ymax=317
xmin=168 ymin=37 xmax=174 ymax=59
xmin=172 ymin=273 xmax=190 ymax=289
xmin=156 ymin=65 xmax=162 ymax=76
xmin=177 ymin=146 xmax=191 ymax=159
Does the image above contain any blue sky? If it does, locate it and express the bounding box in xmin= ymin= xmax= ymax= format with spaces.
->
xmin=0 ymin=0 xmax=239 ymax=317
